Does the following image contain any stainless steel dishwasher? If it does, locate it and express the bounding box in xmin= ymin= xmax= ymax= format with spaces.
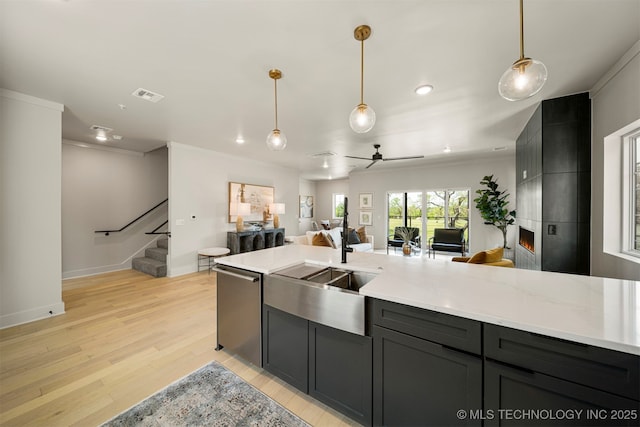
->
xmin=212 ymin=265 xmax=262 ymax=366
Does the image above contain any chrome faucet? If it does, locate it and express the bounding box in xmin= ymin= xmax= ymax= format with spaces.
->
xmin=342 ymin=196 xmax=353 ymax=263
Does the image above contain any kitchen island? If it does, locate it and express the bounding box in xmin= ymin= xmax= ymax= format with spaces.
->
xmin=215 ymin=245 xmax=640 ymax=426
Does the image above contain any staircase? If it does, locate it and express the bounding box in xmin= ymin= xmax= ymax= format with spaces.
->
xmin=132 ymin=238 xmax=168 ymax=277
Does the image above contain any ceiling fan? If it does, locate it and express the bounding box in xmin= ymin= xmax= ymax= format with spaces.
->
xmin=345 ymin=144 xmax=425 ymax=169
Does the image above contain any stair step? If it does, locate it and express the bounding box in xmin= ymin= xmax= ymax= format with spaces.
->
xmin=132 ymin=257 xmax=167 ymax=277
xmin=157 ymin=238 xmax=169 ymax=249
xmin=145 ymin=247 xmax=168 ymax=262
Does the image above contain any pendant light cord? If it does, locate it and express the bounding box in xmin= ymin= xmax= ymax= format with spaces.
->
xmin=273 ymin=78 xmax=278 ymax=129
xmin=519 ymin=0 xmax=525 ymax=60
xmin=360 ymin=38 xmax=365 ymax=105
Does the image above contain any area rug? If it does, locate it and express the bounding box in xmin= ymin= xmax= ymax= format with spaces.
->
xmin=101 ymin=361 xmax=310 ymax=427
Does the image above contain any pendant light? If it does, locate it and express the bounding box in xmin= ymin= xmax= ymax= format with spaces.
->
xmin=266 ymin=69 xmax=287 ymax=150
xmin=498 ymin=0 xmax=547 ymax=101
xmin=349 ymin=25 xmax=376 ymax=133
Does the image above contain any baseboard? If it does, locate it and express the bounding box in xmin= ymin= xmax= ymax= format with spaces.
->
xmin=62 ymin=237 xmax=161 ymax=279
xmin=0 ymin=301 xmax=66 ymax=330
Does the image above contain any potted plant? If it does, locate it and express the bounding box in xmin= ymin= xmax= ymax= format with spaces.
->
xmin=473 ymin=175 xmax=516 ymax=249
xmin=396 ymin=227 xmax=415 ymax=256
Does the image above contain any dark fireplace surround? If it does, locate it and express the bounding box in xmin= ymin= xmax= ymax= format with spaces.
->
xmin=515 ymin=93 xmax=590 ymax=275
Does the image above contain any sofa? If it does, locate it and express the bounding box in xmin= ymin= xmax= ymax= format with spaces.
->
xmin=451 ymin=247 xmax=514 ymax=267
xmin=288 ymin=227 xmax=374 ymax=253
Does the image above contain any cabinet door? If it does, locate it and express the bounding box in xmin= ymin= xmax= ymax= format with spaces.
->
xmin=309 ymin=322 xmax=372 ymax=425
xmin=373 ymin=325 xmax=482 ymax=427
xmin=485 ymin=360 xmax=640 ymax=426
xmin=262 ymin=305 xmax=308 ymax=393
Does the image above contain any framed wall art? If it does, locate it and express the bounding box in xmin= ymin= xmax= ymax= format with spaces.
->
xmin=228 ymin=182 xmax=274 ymax=222
xmin=359 ymin=211 xmax=373 ymax=226
xmin=359 ymin=193 xmax=373 ymax=209
xmin=299 ymin=195 xmax=314 ymax=218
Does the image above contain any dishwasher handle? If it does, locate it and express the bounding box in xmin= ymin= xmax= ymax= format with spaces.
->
xmin=211 ymin=267 xmax=259 ymax=282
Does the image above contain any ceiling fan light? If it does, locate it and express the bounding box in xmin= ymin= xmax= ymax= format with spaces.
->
xmin=266 ymin=129 xmax=287 ymax=151
xmin=498 ymin=58 xmax=547 ymax=101
xmin=349 ymin=103 xmax=376 ymax=133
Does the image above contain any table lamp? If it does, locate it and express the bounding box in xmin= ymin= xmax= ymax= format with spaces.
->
xmin=269 ymin=203 xmax=285 ymax=228
xmin=233 ymin=202 xmax=251 ymax=231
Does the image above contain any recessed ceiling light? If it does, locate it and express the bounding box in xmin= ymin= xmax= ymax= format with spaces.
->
xmin=118 ymin=104 xmax=127 ymax=110
xmin=96 ymin=135 xmax=108 ymax=142
xmin=112 ymin=135 xmax=123 ymax=141
xmin=323 ymin=161 xmax=329 ymax=168
xmin=443 ymin=146 xmax=451 ymax=153
xmin=415 ymin=84 xmax=434 ymax=95
xmin=236 ymin=137 xmax=245 ymax=144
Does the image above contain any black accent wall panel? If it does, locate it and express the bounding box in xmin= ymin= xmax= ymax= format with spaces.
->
xmin=516 ymin=92 xmax=591 ymax=275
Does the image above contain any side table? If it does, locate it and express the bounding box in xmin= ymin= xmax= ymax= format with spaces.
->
xmin=198 ymin=247 xmax=230 ymax=274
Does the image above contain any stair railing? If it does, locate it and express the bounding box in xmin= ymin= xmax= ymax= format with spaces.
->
xmin=95 ymin=198 xmax=168 ymax=236
xmin=146 ymin=220 xmax=170 ymax=237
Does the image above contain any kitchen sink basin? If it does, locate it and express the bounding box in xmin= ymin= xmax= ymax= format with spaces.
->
xmin=264 ymin=263 xmax=378 ymax=335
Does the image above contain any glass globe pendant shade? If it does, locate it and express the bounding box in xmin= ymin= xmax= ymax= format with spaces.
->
xmin=349 ymin=103 xmax=376 ymax=133
xmin=266 ymin=129 xmax=287 ymax=151
xmin=498 ymin=57 xmax=548 ymax=101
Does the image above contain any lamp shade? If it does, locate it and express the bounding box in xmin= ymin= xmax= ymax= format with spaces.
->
xmin=498 ymin=58 xmax=547 ymax=101
xmin=266 ymin=129 xmax=287 ymax=151
xmin=349 ymin=104 xmax=376 ymax=133
xmin=269 ymin=203 xmax=285 ymax=215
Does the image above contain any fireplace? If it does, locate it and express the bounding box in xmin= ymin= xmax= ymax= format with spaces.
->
xmin=519 ymin=227 xmax=535 ymax=253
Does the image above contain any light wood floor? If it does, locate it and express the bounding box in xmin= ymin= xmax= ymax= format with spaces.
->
xmin=0 ymin=270 xmax=358 ymax=427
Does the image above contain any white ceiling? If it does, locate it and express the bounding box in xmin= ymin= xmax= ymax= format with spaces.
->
xmin=1 ymin=0 xmax=638 ymax=180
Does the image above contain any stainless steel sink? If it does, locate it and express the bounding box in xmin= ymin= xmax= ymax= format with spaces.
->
xmin=264 ymin=264 xmax=378 ymax=335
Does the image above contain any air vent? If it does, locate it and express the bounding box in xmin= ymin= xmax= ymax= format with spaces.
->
xmin=310 ymin=151 xmax=336 ymax=158
xmin=493 ymin=146 xmax=508 ymax=152
xmin=131 ymin=88 xmax=165 ymax=103
xmin=90 ymin=125 xmax=113 ymax=133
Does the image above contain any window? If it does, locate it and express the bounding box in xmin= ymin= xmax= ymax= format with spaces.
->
xmin=627 ymin=131 xmax=640 ymax=255
xmin=387 ymin=190 xmax=469 ymax=252
xmin=332 ymin=193 xmax=345 ymax=219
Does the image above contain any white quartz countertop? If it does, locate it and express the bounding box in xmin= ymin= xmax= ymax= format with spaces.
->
xmin=215 ymin=245 xmax=640 ymax=355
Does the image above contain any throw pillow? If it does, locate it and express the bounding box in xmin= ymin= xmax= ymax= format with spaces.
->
xmin=467 ymin=251 xmax=486 ymax=264
xmin=356 ymin=226 xmax=367 ymax=243
xmin=328 ymin=227 xmax=342 ymax=248
xmin=324 ymin=233 xmax=337 ymax=249
xmin=485 ymin=247 xmax=504 ymax=263
xmin=311 ymin=232 xmax=331 ymax=247
xmin=347 ymin=228 xmax=361 ymax=244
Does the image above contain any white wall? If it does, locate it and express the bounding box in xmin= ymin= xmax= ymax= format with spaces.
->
xmin=61 ymin=142 xmax=168 ymax=278
xmin=345 ymin=154 xmax=516 ymax=253
xmin=0 ymin=89 xmax=65 ymax=328
xmin=316 ymin=178 xmax=349 ymax=221
xmin=298 ymin=179 xmax=317 ymax=233
xmin=591 ymin=40 xmax=640 ymax=280
xmin=167 ymin=142 xmax=301 ymax=277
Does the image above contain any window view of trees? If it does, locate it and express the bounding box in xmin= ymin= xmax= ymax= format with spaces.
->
xmin=426 ymin=190 xmax=469 ymax=243
xmin=333 ymin=193 xmax=345 ymax=219
xmin=387 ymin=190 xmax=469 ymax=248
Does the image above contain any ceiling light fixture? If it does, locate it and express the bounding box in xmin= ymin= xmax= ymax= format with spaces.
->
xmin=266 ymin=69 xmax=287 ymax=151
xmin=498 ymin=0 xmax=547 ymax=101
xmin=95 ymin=134 xmax=107 ymax=142
xmin=236 ymin=136 xmax=245 ymax=144
xmin=349 ymin=25 xmax=375 ymax=133
xmin=443 ymin=146 xmax=452 ymax=153
xmin=415 ymin=85 xmax=433 ymax=95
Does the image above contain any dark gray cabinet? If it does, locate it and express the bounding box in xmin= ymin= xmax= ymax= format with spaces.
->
xmin=262 ymin=304 xmax=308 ymax=392
xmin=309 ymin=322 xmax=372 ymax=425
xmin=262 ymin=304 xmax=373 ymax=425
xmin=484 ymin=324 xmax=640 ymax=426
xmin=228 ymin=228 xmax=285 ymax=254
xmin=372 ymin=299 xmax=482 ymax=426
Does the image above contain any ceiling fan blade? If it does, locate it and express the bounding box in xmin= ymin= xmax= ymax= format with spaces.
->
xmin=382 ymin=155 xmax=425 ymax=161
xmin=365 ymin=160 xmax=379 ymax=169
xmin=345 ymin=155 xmax=373 ymax=161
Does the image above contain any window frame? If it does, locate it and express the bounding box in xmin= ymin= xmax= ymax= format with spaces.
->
xmin=623 ymin=130 xmax=640 ymax=257
xmin=332 ymin=193 xmax=345 ymax=219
